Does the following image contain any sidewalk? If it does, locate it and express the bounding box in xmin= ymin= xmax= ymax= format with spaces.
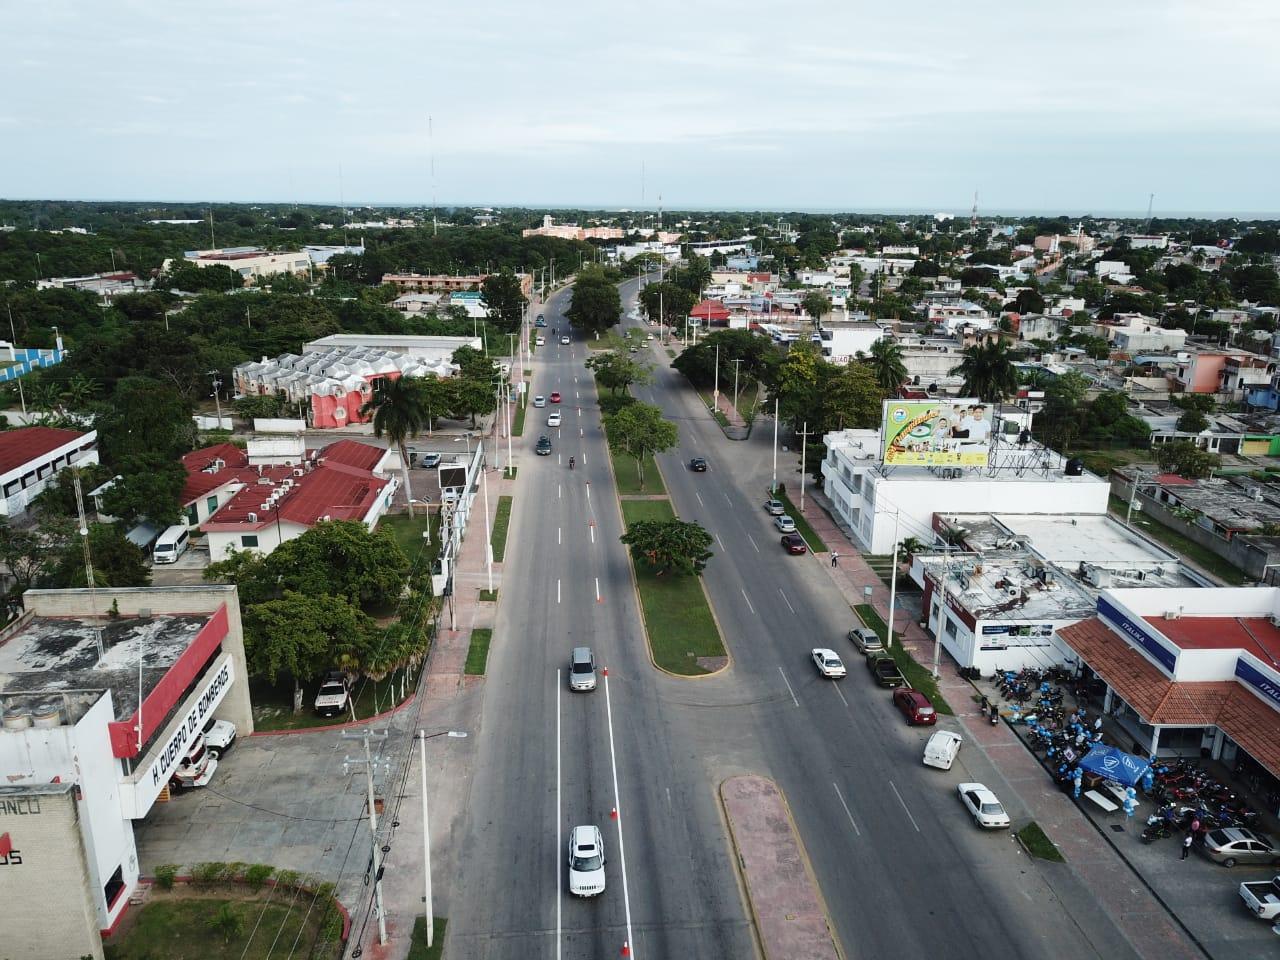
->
xmin=795 ymin=489 xmax=1206 ymax=960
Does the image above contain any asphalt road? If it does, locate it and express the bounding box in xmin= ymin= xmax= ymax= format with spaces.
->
xmin=449 ymin=282 xmax=1142 ymax=960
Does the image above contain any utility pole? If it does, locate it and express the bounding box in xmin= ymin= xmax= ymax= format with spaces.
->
xmin=932 ymin=554 xmax=954 ymax=680
xmin=207 ymin=370 xmax=223 ymax=427
xmin=797 ymin=422 xmax=813 ymax=510
xmin=731 ymin=358 xmax=743 ymax=419
xmin=886 ymin=510 xmax=901 ymax=649
xmin=1125 ymin=468 xmax=1149 ymax=527
xmin=713 ymin=342 xmax=720 ymax=413
xmin=343 ymin=729 xmax=391 ymax=947
xmin=771 ymin=398 xmax=780 ymax=494
xmin=481 ymin=456 xmax=493 ymax=592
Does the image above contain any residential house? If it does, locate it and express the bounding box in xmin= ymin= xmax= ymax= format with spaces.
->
xmin=0 ymin=426 xmax=99 ymax=517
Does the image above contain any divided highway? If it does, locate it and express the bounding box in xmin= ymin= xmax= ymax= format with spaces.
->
xmin=449 ymin=280 xmax=1140 ymax=960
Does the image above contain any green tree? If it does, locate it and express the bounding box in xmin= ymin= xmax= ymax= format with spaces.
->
xmin=451 ymin=345 xmax=499 ymax=384
xmin=61 ymin=375 xmax=99 ymax=411
xmin=361 ymin=376 xmax=427 ymax=516
xmin=1155 ymin=440 xmax=1220 ymax=479
xmin=1039 ymin=370 xmax=1090 ymax=450
xmin=638 ymin=281 xmax=697 ymax=328
xmin=862 ymin=338 xmax=908 ymax=393
xmin=949 ymin=340 xmax=1019 ymax=403
xmin=0 ymin=517 xmax=72 ymax=617
xmin=34 ymin=462 xmax=113 ymax=517
xmin=800 ymin=290 xmax=832 ymax=326
xmin=566 ymin=269 xmax=623 ymax=335
xmin=585 ymin=349 xmax=652 ymax=395
xmin=45 ymin=523 xmax=150 ymax=588
xmin=97 ymin=376 xmax=196 ymax=463
xmin=604 ymin=401 xmax=678 ymax=491
xmin=620 ymin=519 xmax=714 ymax=575
xmin=909 ymin=259 xmax=941 ymax=278
xmin=824 ymin=362 xmax=885 ymax=433
xmin=99 ymin=454 xmax=188 ymax=526
xmin=1177 ymin=408 xmax=1209 ymax=433
xmin=242 ymin=591 xmax=376 ymax=712
xmin=671 ymin=328 xmax=774 ymax=388
xmin=207 ymin=902 xmax=244 ymax=942
xmin=768 ymin=344 xmax=826 ymax=433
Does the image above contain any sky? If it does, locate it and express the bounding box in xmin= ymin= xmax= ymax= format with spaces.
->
xmin=3 ymin=0 xmax=1279 ymax=214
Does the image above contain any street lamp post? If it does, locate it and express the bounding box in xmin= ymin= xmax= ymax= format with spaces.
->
xmin=417 ymin=729 xmax=467 ymax=949
xmin=207 ymin=370 xmax=224 ymax=427
xmin=731 ymin=358 xmax=744 ymax=419
xmin=771 ymin=398 xmax=779 ymax=494
xmin=481 ymin=459 xmax=493 ymax=591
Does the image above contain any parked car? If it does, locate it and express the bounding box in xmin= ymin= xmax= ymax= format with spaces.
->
xmin=202 ymin=717 xmax=238 ymax=760
xmin=688 ymin=457 xmax=708 ymax=472
xmin=169 ymin=737 xmax=217 ymax=792
xmin=923 ymin=730 xmax=963 ymax=770
xmin=763 ymin=499 xmax=785 ymax=516
xmin=547 ymin=411 xmax=562 ymax=427
xmin=569 ymin=646 xmax=597 ymax=692
xmin=420 ymin=453 xmax=442 ymax=469
xmin=1239 ymin=875 xmax=1280 ymax=920
xmin=957 ymin=783 xmax=1011 ymax=829
xmin=1201 ymin=827 xmax=1280 ymax=867
xmin=774 ymin=515 xmax=797 ymax=534
xmin=314 ymin=671 xmax=351 ymax=717
xmin=892 ymin=688 xmax=938 ymax=725
xmin=550 ymin=391 xmax=562 ymax=403
xmin=568 ymin=825 xmax=606 ymax=896
xmin=533 ymin=395 xmax=547 ymax=407
xmin=866 ymin=654 xmax=905 ymax=688
xmin=811 ymin=648 xmax=847 ymax=678
xmin=535 ymin=436 xmax=553 ymax=456
xmin=781 ymin=534 xmax=807 ymax=554
xmin=847 ymin=626 xmax=883 ymax=655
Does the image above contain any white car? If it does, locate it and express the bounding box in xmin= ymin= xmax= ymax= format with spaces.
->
xmin=957 ymin=782 xmax=1011 ymax=829
xmin=314 ymin=672 xmax=351 ymax=717
xmin=536 ymin=335 xmax=546 ymax=346
xmin=533 ymin=395 xmax=547 ymax=408
xmin=202 ymin=717 xmax=238 ymax=760
xmin=560 ymin=335 xmax=571 ymax=345
xmin=547 ymin=411 xmax=562 ymax=427
xmin=774 ymin=515 xmax=797 ymax=534
xmin=811 ymin=648 xmax=846 ymax=679
xmin=923 ymin=730 xmax=962 ymax=770
xmin=568 ymin=825 xmax=606 ymax=896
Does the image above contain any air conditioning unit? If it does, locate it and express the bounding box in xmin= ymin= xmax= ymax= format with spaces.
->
xmin=247 ymin=512 xmax=258 ymax=523
xmin=260 ymin=502 xmax=271 ymax=511
xmin=294 ymin=468 xmax=305 ymax=477
xmin=1163 ymin=610 xmax=1181 ymax=620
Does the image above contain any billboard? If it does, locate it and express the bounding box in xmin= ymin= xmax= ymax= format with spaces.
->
xmin=881 ymin=399 xmax=993 ymax=467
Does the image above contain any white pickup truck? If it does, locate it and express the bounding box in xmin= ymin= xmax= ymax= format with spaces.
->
xmin=314 ymin=672 xmax=352 ymax=717
xmin=1239 ymin=875 xmax=1280 ymax=921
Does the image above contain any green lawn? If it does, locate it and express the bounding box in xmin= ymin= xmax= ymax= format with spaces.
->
xmin=491 ymin=495 xmax=513 ymax=561
xmin=1107 ymin=495 xmax=1251 ymax=585
xmin=406 ymin=917 xmax=447 ymax=960
xmin=771 ymin=488 xmax=828 ymax=553
xmin=381 ymin=513 xmax=439 ymax=563
xmin=249 ymin=671 xmax=413 ymax=730
xmin=479 ymin=589 xmax=498 ymax=602
xmin=610 ymin=445 xmax=666 ymax=496
xmin=106 ymin=897 xmax=340 ymax=960
xmin=1017 ymin=822 xmax=1066 ymax=862
xmin=465 ymin=628 xmax=493 ymax=675
xmin=620 ymin=500 xmax=725 ymax=675
xmin=512 ymin=398 xmax=528 ymax=437
xmin=854 ymin=604 xmax=953 ymax=715
xmin=588 ymin=330 xmax=630 ymax=351
xmin=1076 ymin=447 xmax=1152 ymax=479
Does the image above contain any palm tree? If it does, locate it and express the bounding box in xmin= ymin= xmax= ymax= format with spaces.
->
xmin=28 ymin=380 xmax=62 ymax=416
xmin=62 ymin=375 xmax=98 ymax=411
xmin=361 ymin=376 xmax=427 ymax=517
xmin=949 ymin=339 xmax=1019 ymax=402
xmin=865 ymin=338 xmax=908 ymax=393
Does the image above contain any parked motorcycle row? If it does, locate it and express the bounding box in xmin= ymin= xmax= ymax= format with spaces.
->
xmin=1140 ymin=759 xmax=1261 ymax=843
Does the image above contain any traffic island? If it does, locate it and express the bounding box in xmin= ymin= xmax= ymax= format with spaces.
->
xmin=720 ymin=776 xmax=842 ymax=960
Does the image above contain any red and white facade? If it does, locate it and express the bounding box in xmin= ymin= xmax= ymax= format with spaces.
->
xmin=0 ymin=426 xmax=99 ymax=517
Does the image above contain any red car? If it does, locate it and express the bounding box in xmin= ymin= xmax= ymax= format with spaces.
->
xmin=892 ymin=688 xmax=937 ymax=725
xmin=781 ymin=534 xmax=807 ymax=555
xmin=549 ymin=392 xmax=562 ymax=403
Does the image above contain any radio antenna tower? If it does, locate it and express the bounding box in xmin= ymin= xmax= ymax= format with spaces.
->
xmin=970 ymin=190 xmax=979 ymax=232
xmin=1144 ymin=192 xmax=1154 ymax=232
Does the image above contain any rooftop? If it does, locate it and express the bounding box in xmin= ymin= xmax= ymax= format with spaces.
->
xmin=0 ymin=612 xmax=208 ymax=724
xmin=921 ymin=553 xmax=1098 ymax=622
xmin=202 ymin=460 xmax=389 ymax=531
xmin=0 ymin=426 xmax=91 ymax=476
xmin=1147 ymin=616 xmax=1280 ymax=663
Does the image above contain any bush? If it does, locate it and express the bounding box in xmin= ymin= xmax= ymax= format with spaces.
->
xmin=244 ymin=863 xmax=275 ymax=890
xmin=190 ymin=861 xmax=228 ymax=885
xmin=207 ymin=902 xmax=244 ymax=941
xmin=153 ymin=864 xmax=179 ymax=890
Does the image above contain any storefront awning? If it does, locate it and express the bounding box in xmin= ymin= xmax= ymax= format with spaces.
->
xmin=1061 ymin=618 xmax=1280 ymax=779
xmin=1077 ymin=744 xmax=1150 ymax=787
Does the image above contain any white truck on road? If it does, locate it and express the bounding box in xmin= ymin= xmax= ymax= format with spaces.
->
xmin=1239 ymin=875 xmax=1280 ymax=921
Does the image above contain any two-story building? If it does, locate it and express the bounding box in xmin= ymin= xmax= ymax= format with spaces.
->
xmin=0 ymin=426 xmax=99 ymax=517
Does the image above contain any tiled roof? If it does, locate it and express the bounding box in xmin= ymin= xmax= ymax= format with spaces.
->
xmin=1061 ymin=618 xmax=1280 ymax=777
xmin=180 ymin=443 xmax=252 ymax=504
xmin=0 ymin=427 xmax=90 ymax=475
xmin=318 ymin=439 xmax=385 ymax=472
xmin=182 ymin=443 xmax=247 ymax=473
xmin=201 ymin=462 xmax=388 ymax=532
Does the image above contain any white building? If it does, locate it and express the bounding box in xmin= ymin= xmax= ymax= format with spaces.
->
xmin=0 ymin=585 xmax=253 ymax=960
xmin=814 ymin=323 xmax=885 ymax=364
xmin=0 ymin=426 xmax=99 ymax=517
xmin=174 ymin=247 xmax=310 ymax=282
xmin=821 ymin=428 xmax=1110 ymax=554
xmin=303 ymin=334 xmax=482 ymax=365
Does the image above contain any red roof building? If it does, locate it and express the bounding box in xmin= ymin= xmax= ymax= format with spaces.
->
xmin=0 ymin=426 xmax=98 ymax=517
xmin=690 ymin=299 xmax=730 ymax=324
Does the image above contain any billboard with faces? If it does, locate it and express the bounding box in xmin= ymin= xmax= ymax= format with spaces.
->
xmin=881 ymin=399 xmax=993 ymax=467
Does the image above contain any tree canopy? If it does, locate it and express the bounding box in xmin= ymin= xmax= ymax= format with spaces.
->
xmin=603 ymin=401 xmax=678 ymax=491
xmin=566 ymin=268 xmax=623 ymax=335
xmin=585 ymin=349 xmax=652 ymax=395
xmin=621 ymin=519 xmax=714 ymax=575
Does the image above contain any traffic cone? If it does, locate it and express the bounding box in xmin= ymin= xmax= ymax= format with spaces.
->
xmin=621 ymin=941 xmax=630 ymax=957
xmin=610 ymin=806 xmax=618 ymax=820
xmin=602 ymin=667 xmax=608 ymax=677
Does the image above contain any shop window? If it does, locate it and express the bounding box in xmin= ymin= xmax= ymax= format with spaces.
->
xmin=242 ymin=535 xmax=259 ymax=548
xmin=944 ymin=618 xmax=958 ymax=638
xmin=103 ymin=865 xmax=125 ymax=910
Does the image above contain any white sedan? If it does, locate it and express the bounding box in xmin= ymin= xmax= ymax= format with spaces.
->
xmin=774 ymin=515 xmax=797 ymax=534
xmin=560 ymin=335 xmax=571 ymax=345
xmin=811 ymin=648 xmax=847 ymax=679
xmin=533 ymin=395 xmax=547 ymax=408
xmin=957 ymin=782 xmax=1011 ymax=829
xmin=547 ymin=411 xmax=562 ymax=427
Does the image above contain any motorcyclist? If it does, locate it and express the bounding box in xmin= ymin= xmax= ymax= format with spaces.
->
xmin=569 ymin=456 xmax=575 ymax=470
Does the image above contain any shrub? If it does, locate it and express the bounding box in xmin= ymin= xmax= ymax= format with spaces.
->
xmin=153 ymin=864 xmax=179 ymax=890
xmin=207 ymin=902 xmax=243 ymax=941
xmin=244 ymin=863 xmax=275 ymax=891
xmin=190 ymin=861 xmax=228 ymax=885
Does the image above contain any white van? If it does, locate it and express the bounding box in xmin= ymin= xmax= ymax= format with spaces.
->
xmin=923 ymin=730 xmax=963 ymax=770
xmin=153 ymin=525 xmax=190 ymax=564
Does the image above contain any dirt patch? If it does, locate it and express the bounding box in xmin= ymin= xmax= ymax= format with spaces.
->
xmin=696 ymin=656 xmax=729 ymax=672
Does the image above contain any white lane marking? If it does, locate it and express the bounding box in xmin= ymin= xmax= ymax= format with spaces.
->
xmin=715 ymin=533 xmax=724 ymax=550
xmin=833 ymin=683 xmax=849 ymax=708
xmin=590 ymin=524 xmax=595 ymax=545
xmin=602 ymin=674 xmax=636 ymax=957
xmin=557 ymin=579 xmax=561 ymax=604
xmin=594 ymin=577 xmax=601 ymax=602
xmin=690 ymin=433 xmax=699 ymax=446
xmin=580 ymin=428 xmax=584 ymax=437
xmin=723 ymin=492 xmax=732 ymax=505
xmin=575 ymin=391 xmax=580 ymax=400
xmin=695 ymin=491 xmax=705 ymax=507
xmin=586 ymin=484 xmax=591 ymax=501
xmin=747 ymin=534 xmax=760 ymax=553
xmin=740 ymin=588 xmax=755 ymax=615
xmin=833 ymin=783 xmax=861 ymax=837
xmin=557 ymin=670 xmax=563 ymax=958
xmin=582 ymin=452 xmax=587 ymax=465
xmin=778 ymin=588 xmax=796 ymax=614
xmin=889 ymin=780 xmax=921 ymax=833
xmin=777 ymin=666 xmax=799 ymax=708
xmin=574 ymin=376 xmax=578 ymax=384
xmin=558 ymin=484 xmax=562 ymax=499
xmin=558 ymin=452 xmax=562 ymax=465
xmin=558 ymin=527 xmax=561 ymax=545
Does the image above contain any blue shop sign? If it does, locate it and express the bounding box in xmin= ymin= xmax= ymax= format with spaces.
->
xmin=1235 ymin=658 xmax=1280 ymax=710
xmin=1097 ymin=597 xmax=1177 ymax=673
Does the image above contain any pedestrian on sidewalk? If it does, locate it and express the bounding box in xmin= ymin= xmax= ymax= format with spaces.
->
xmin=1181 ymin=833 xmax=1193 ymax=860
xmin=830 ymin=550 xmax=839 ymax=568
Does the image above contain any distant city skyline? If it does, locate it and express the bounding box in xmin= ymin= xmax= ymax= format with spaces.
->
xmin=3 ymin=1 xmax=1278 ymax=214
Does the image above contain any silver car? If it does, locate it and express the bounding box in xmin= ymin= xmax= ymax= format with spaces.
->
xmin=774 ymin=515 xmax=797 ymax=534
xmin=847 ymin=626 xmax=884 ymax=655
xmin=763 ymin=499 xmax=785 ymax=516
xmin=569 ymin=647 xmax=597 ymax=691
xmin=1201 ymin=827 xmax=1280 ymax=867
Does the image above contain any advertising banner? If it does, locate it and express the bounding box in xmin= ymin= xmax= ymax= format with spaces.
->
xmin=881 ymin=399 xmax=993 ymax=467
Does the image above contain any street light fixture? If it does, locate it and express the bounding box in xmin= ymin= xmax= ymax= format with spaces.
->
xmin=417 ymin=729 xmax=467 ymax=949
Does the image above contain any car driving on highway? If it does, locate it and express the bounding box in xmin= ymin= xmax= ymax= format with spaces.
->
xmin=811 ymin=648 xmax=847 ymax=678
xmin=688 ymin=457 xmax=708 ymax=472
xmin=568 ymin=825 xmax=606 ymax=896
xmin=535 ymin=436 xmax=552 ymax=456
xmin=547 ymin=411 xmax=562 ymax=427
xmin=533 ymin=395 xmax=546 ymax=407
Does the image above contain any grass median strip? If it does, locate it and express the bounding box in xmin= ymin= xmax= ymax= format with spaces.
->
xmin=621 ymin=499 xmax=724 ymax=675
xmin=610 ymin=445 xmax=665 ymax=496
xmin=491 ymin=494 xmax=513 ymax=561
xmin=512 ymin=399 xmax=527 ymax=437
xmin=772 ymin=488 xmax=827 ymax=553
xmin=854 ymin=604 xmax=953 ymax=715
xmin=1017 ymin=822 xmax=1065 ymax=862
xmin=407 ymin=916 xmax=447 ymax=960
xmin=465 ymin=628 xmax=493 ymax=676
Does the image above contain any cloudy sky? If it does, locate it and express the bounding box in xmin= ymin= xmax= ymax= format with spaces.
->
xmin=3 ymin=0 xmax=1278 ymax=213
